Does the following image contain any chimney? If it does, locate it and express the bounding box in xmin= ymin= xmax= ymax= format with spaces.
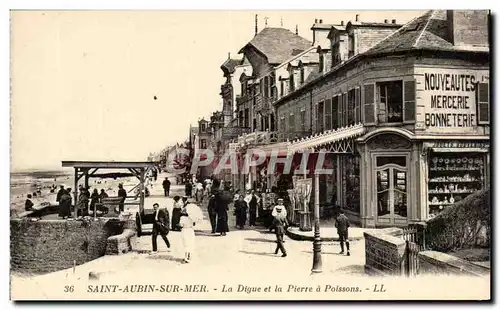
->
xmin=319 ymin=19 xmax=323 ymax=23
xmin=296 ymin=24 xmax=298 ymax=35
xmin=341 ymin=21 xmax=344 ymax=26
xmin=384 ymin=19 xmax=388 ymax=23
xmin=228 ymin=52 xmax=231 ymax=59
xmin=355 ymin=14 xmax=359 ymax=22
xmin=255 ymin=14 xmax=258 ymax=35
xmin=315 ymin=19 xmax=318 ymax=23
xmin=446 ymin=10 xmax=489 ymax=47
xmin=392 ymin=19 xmax=396 ymax=24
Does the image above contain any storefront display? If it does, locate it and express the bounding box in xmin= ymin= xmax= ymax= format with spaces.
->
xmin=428 ymin=152 xmax=486 ymax=217
xmin=344 ymin=156 xmax=360 ymax=214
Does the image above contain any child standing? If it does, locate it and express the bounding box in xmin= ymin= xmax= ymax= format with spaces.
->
xmin=335 ymin=210 xmax=350 ymax=256
xmin=179 ymin=208 xmax=196 ymax=263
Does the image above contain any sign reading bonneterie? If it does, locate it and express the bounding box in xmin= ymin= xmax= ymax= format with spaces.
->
xmin=416 ymin=68 xmax=488 ymax=134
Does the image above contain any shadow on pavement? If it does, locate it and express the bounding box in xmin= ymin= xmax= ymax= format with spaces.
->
xmin=145 ymin=253 xmax=185 ymax=263
xmin=239 ymin=250 xmax=277 ymax=257
xmin=195 ymin=231 xmax=220 ymax=237
xmin=244 ymin=237 xmax=276 ymax=244
xmin=334 ymin=264 xmax=366 ymax=275
xmin=301 ymin=250 xmax=346 ymax=256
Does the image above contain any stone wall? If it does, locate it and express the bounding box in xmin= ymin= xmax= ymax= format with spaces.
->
xmin=11 ymin=218 xmax=124 ymax=274
xmin=364 ymin=228 xmax=406 ymax=276
xmin=418 ymin=251 xmax=490 ymax=277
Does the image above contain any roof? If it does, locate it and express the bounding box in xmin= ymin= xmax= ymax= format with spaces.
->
xmin=347 ymin=21 xmax=403 ymax=28
xmin=311 ymin=23 xmax=334 ymax=30
xmin=327 ymin=25 xmax=347 ymax=39
xmin=239 ymin=27 xmax=312 ymax=64
xmin=61 ymin=161 xmax=157 ymax=169
xmin=220 ymin=58 xmax=242 ymax=75
xmin=365 ymin=10 xmax=490 ymax=56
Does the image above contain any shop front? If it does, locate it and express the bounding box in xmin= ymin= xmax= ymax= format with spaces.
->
xmin=422 ymin=140 xmax=490 ymax=220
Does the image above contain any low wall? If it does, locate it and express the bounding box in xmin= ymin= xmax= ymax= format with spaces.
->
xmin=364 ymin=228 xmax=406 ymax=276
xmin=11 ymin=218 xmax=124 ymax=274
xmin=418 ymin=251 xmax=490 ymax=277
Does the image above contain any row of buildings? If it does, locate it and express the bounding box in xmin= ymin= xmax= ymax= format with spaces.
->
xmin=180 ymin=10 xmax=490 ymax=228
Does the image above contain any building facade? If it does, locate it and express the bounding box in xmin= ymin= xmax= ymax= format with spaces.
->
xmin=276 ymin=10 xmax=490 ymax=227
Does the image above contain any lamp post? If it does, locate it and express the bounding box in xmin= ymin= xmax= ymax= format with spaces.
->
xmin=311 ymin=171 xmax=322 ymax=273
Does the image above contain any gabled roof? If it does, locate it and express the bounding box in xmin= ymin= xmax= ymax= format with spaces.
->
xmin=364 ymin=10 xmax=489 ymax=56
xmin=220 ymin=58 xmax=242 ymax=75
xmin=239 ymin=27 xmax=312 ymax=65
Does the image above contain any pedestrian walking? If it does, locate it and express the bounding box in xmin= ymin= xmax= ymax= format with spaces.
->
xmin=171 ymin=196 xmax=183 ymax=231
xmin=90 ymin=189 xmax=99 ymax=214
xmin=162 ymin=177 xmax=171 ymax=197
xmin=272 ymin=200 xmax=288 ymax=257
xmin=207 ymin=194 xmax=217 ymax=234
xmin=335 ymin=210 xmax=350 ymax=256
xmin=179 ymin=207 xmax=196 ymax=263
xmin=234 ymin=195 xmax=248 ymax=229
xmin=151 ymin=203 xmax=171 ymax=254
xmin=195 ymin=181 xmax=203 ymax=203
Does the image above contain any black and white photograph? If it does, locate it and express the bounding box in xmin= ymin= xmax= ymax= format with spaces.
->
xmin=8 ymin=7 xmax=491 ymax=301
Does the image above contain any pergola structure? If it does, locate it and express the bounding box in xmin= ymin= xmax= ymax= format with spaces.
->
xmin=61 ymin=161 xmax=158 ymax=218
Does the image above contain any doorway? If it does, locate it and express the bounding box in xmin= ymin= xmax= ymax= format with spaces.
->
xmin=374 ymin=154 xmax=409 ymax=225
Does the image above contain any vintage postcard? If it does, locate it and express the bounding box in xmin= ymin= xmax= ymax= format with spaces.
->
xmin=10 ymin=9 xmax=491 ymax=301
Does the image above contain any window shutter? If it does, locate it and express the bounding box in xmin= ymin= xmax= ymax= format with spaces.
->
xmin=363 ymin=84 xmax=376 ymax=125
xmin=343 ymin=92 xmax=348 ymax=126
xmin=403 ymin=80 xmax=416 ymax=123
xmin=325 ymin=98 xmax=332 ymax=130
xmin=338 ymin=95 xmax=343 ymax=127
xmin=477 ymin=82 xmax=490 ymax=125
xmin=355 ymin=87 xmax=361 ymax=124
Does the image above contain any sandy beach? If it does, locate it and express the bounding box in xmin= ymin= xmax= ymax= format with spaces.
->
xmin=10 ymin=169 xmax=151 ymax=217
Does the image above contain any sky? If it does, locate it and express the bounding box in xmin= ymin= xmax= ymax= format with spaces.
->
xmin=10 ymin=10 xmax=425 ymax=171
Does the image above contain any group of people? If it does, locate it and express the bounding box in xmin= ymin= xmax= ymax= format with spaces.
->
xmin=233 ymin=190 xmax=261 ymax=229
xmin=150 ymin=195 xmax=197 ymax=263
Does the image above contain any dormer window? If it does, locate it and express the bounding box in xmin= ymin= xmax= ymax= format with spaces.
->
xmin=200 ymin=123 xmax=207 ymax=133
xmin=300 ymin=67 xmax=305 ymax=84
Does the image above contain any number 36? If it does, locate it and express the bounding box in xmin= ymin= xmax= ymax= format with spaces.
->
xmin=64 ymin=285 xmax=74 ymax=293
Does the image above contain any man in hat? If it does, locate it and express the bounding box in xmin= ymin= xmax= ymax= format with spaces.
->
xmin=151 ymin=203 xmax=171 ymax=254
xmin=117 ymin=183 xmax=127 ymax=212
xmin=207 ymin=194 xmax=217 ymax=234
xmin=272 ymin=200 xmax=288 ymax=257
xmin=335 ymin=210 xmax=350 ymax=256
xmin=271 ymin=198 xmax=288 ymax=236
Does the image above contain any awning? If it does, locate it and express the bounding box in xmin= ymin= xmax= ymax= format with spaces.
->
xmin=287 ymin=123 xmax=366 ymax=153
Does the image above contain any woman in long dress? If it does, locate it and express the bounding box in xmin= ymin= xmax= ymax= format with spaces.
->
xmin=171 ymin=196 xmax=182 ymax=231
xmin=179 ymin=208 xmax=196 ymax=263
xmin=215 ymin=189 xmax=230 ymax=236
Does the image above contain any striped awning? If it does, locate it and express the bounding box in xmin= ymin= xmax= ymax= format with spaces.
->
xmin=287 ymin=123 xmax=366 ymax=153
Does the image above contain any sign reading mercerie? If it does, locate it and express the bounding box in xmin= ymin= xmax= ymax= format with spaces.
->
xmin=423 ymin=72 xmax=476 ymax=130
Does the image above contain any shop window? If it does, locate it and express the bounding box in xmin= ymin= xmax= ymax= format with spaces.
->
xmin=270 ymin=113 xmax=275 ymax=131
xmin=377 ymin=81 xmax=403 ymax=123
xmin=325 ymin=99 xmax=332 ymax=130
xmin=332 ymin=96 xmax=339 ymax=129
xmin=344 ymin=156 xmax=360 ymax=213
xmin=428 ymin=153 xmax=486 ymax=218
xmin=347 ymin=89 xmax=355 ymax=125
